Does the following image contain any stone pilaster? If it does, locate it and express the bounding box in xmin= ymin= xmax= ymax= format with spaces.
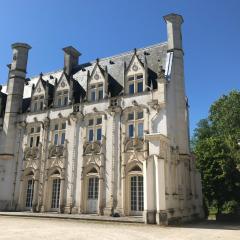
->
xmin=39 ymin=118 xmax=50 ymax=212
xmin=143 ymin=155 xmax=156 ymax=224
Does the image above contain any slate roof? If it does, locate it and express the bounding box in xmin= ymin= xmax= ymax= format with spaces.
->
xmin=73 ymin=42 xmax=168 ymax=91
xmin=0 ymin=42 xmax=168 ymax=112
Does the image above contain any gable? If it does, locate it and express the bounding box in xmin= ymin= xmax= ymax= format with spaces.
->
xmin=32 ymin=78 xmax=45 ymax=97
xmin=56 ymin=73 xmax=70 ymax=91
xmin=126 ymin=54 xmax=145 ymax=76
xmin=89 ymin=64 xmax=105 ymax=85
xmin=14 ymin=42 xmax=167 ymax=99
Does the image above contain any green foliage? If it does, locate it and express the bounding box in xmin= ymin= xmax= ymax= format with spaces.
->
xmin=192 ymin=90 xmax=240 ymax=214
xmin=223 ymin=200 xmax=239 ymax=214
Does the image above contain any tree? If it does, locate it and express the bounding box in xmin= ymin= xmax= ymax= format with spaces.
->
xmin=192 ymin=90 xmax=240 ymax=213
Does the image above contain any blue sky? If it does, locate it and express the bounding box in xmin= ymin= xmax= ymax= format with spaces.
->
xmin=0 ymin=0 xmax=239 ymax=135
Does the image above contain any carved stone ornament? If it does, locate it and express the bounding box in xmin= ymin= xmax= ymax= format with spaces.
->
xmin=132 ymin=64 xmax=138 ymax=71
xmin=148 ymin=100 xmax=165 ymax=112
xmin=85 ymin=155 xmax=101 ymax=167
xmin=25 ymin=159 xmax=39 ymax=170
xmin=48 ymin=158 xmax=64 ymax=169
xmin=43 ymin=117 xmax=50 ymax=129
xmin=94 ymin=73 xmax=100 ymax=80
xmin=84 ymin=141 xmax=102 ymax=155
xmin=157 ymin=65 xmax=165 ymax=79
xmin=48 ymin=145 xmax=64 ymax=158
xmin=124 ymin=138 xmax=144 ymax=152
xmin=24 ymin=146 xmax=40 ymax=160
xmin=61 ymin=81 xmax=66 ymax=87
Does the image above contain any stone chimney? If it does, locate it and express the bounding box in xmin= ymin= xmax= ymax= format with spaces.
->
xmin=164 ymin=13 xmax=183 ymax=51
xmin=1 ymin=42 xmax=31 ymax=155
xmin=62 ymin=46 xmax=81 ymax=76
xmin=163 ymin=14 xmax=189 ymax=154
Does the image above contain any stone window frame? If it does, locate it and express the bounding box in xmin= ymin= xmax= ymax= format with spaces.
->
xmin=32 ymin=94 xmax=45 ymax=112
xmin=88 ymin=83 xmax=104 ymax=102
xmin=55 ymin=90 xmax=69 ymax=107
xmin=51 ymin=120 xmax=67 ymax=146
xmin=28 ymin=125 xmax=41 ymax=148
xmin=45 ymin=168 xmax=63 ymax=212
xmin=25 ymin=177 xmax=34 ymax=209
xmin=128 ymin=171 xmax=144 ymax=214
xmin=86 ymin=115 xmax=103 ymax=142
xmin=127 ymin=73 xmax=144 ymax=95
xmin=21 ymin=170 xmax=36 ymax=210
xmin=126 ymin=110 xmax=144 ymax=139
xmin=123 ymin=162 xmax=144 ymax=216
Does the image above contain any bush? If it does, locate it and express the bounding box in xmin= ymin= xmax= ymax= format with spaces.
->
xmin=223 ymin=200 xmax=239 ymax=214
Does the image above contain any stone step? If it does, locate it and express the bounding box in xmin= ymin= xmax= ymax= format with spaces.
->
xmin=0 ymin=211 xmax=144 ymax=224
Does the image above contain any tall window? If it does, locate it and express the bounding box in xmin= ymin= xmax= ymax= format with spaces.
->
xmin=53 ymin=122 xmax=66 ymax=145
xmin=88 ymin=177 xmax=99 ymax=200
xmin=51 ymin=178 xmax=61 ymax=209
xmin=127 ymin=74 xmax=144 ymax=94
xmin=32 ymin=95 xmax=44 ymax=112
xmin=87 ymin=116 xmax=102 ymax=142
xmin=127 ymin=111 xmax=144 ymax=138
xmin=25 ymin=179 xmax=34 ymax=208
xmin=89 ymin=83 xmax=104 ymax=102
xmin=56 ymin=90 xmax=68 ymax=107
xmin=131 ymin=175 xmax=144 ymax=212
xmin=29 ymin=126 xmax=41 ymax=148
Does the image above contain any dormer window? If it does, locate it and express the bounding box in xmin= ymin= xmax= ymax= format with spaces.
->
xmin=90 ymin=85 xmax=96 ymax=101
xmin=127 ymin=74 xmax=144 ymax=94
xmin=89 ymin=83 xmax=104 ymax=102
xmin=98 ymin=84 xmax=103 ymax=100
xmin=56 ymin=90 xmax=68 ymax=107
xmin=32 ymin=95 xmax=44 ymax=112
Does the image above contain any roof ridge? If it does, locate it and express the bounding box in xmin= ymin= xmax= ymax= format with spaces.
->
xmin=18 ymin=41 xmax=167 ymax=82
xmin=30 ymin=69 xmax=63 ymax=80
xmin=90 ymin=41 xmax=168 ymax=64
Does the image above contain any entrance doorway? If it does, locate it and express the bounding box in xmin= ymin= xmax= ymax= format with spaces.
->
xmin=51 ymin=178 xmax=61 ymax=210
xmin=25 ymin=179 xmax=34 ymax=208
xmin=87 ymin=177 xmax=99 ymax=213
xmin=130 ymin=175 xmax=144 ymax=215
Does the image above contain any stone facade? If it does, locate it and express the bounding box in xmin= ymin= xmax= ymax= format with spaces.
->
xmin=0 ymin=13 xmax=203 ymax=224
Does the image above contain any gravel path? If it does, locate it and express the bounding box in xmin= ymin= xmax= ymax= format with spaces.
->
xmin=0 ymin=216 xmax=239 ymax=240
